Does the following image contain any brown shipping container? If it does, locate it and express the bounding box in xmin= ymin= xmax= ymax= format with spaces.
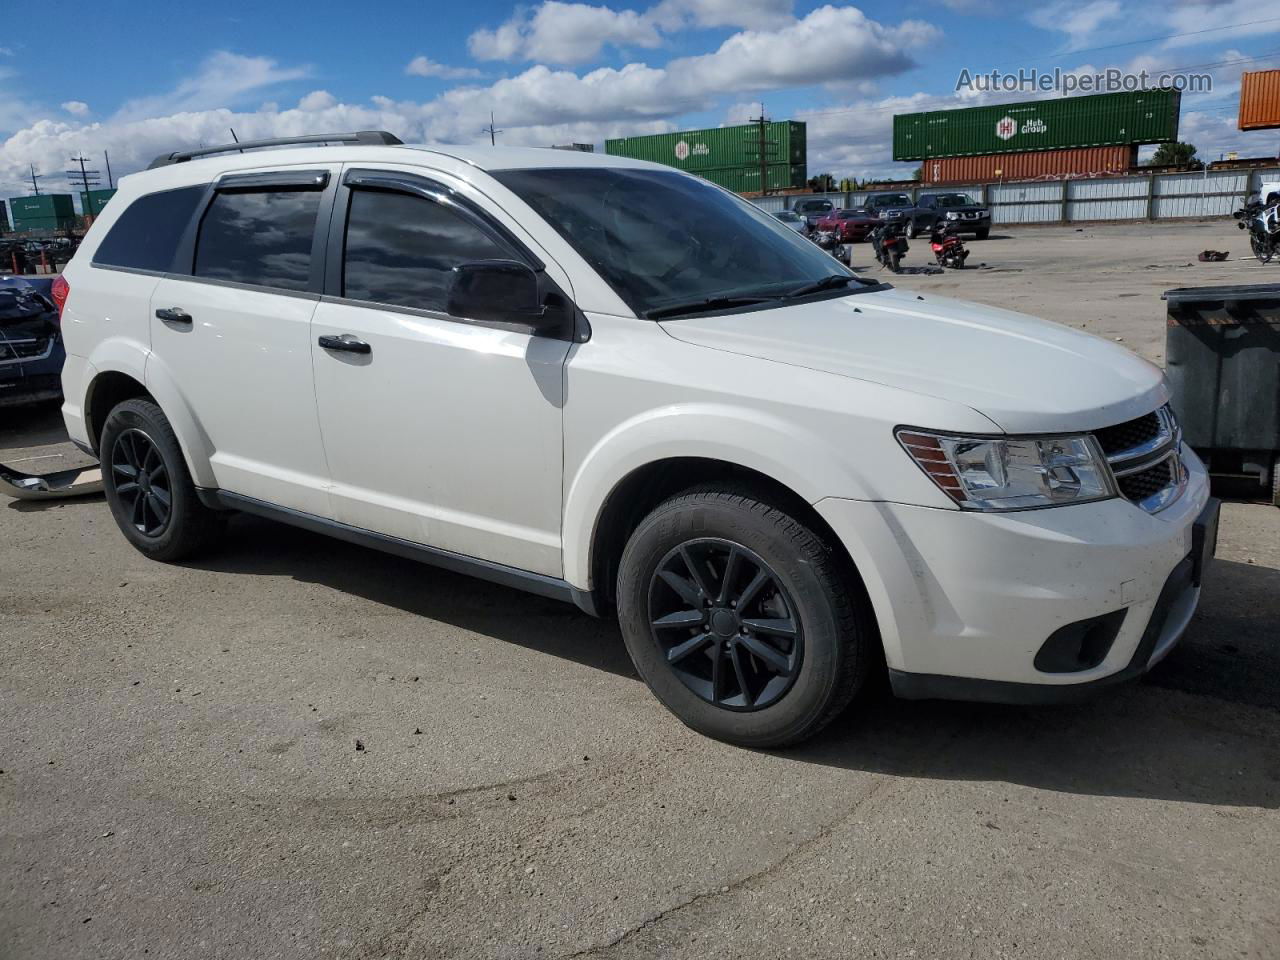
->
xmin=923 ymin=146 xmax=1137 ymax=184
xmin=1239 ymin=69 xmax=1280 ymax=131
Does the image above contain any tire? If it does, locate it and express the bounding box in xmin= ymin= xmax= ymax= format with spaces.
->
xmin=975 ymin=228 xmax=990 ymax=240
xmin=616 ymin=487 xmax=874 ymax=748
xmin=100 ymin=397 xmax=223 ymax=562
xmin=905 ymin=220 xmax=917 ymax=239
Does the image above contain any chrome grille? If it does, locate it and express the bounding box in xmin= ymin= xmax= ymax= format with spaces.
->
xmin=0 ymin=336 xmax=54 ymax=365
xmin=1095 ymin=405 xmax=1186 ymax=513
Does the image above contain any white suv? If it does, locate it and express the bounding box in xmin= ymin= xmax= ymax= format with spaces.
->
xmin=57 ymin=131 xmax=1218 ymax=747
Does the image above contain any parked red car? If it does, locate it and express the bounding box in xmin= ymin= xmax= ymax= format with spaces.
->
xmin=814 ymin=207 xmax=879 ymax=243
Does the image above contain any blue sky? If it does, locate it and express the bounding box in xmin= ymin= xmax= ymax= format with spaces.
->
xmin=1 ymin=0 xmax=1278 ymax=206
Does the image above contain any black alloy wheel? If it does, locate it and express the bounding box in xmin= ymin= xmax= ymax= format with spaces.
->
xmin=648 ymin=538 xmax=802 ymax=711
xmin=109 ymin=428 xmax=172 ymax=537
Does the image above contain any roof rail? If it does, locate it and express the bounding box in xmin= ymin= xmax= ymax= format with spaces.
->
xmin=147 ymin=131 xmax=404 ymax=169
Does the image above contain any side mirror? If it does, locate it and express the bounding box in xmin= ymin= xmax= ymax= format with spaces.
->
xmin=447 ymin=259 xmax=549 ymax=326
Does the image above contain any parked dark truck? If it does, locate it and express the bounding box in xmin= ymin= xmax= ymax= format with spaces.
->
xmin=864 ymin=191 xmax=991 ymax=240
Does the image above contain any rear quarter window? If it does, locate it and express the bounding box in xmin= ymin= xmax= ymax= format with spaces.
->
xmin=91 ymin=185 xmax=207 ymax=272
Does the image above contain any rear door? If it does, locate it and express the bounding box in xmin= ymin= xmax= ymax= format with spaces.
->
xmin=148 ymin=166 xmax=338 ymax=516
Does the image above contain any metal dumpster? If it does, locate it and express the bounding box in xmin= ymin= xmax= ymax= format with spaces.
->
xmin=1163 ymin=283 xmax=1280 ymax=505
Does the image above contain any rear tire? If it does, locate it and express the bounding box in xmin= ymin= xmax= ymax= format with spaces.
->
xmin=616 ymin=487 xmax=873 ymax=748
xmin=101 ymin=398 xmax=224 ymax=562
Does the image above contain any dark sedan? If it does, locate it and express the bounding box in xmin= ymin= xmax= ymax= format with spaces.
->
xmin=0 ymin=276 xmax=64 ymax=408
xmin=814 ymin=207 xmax=879 ymax=242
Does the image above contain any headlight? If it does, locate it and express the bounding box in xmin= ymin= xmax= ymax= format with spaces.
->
xmin=897 ymin=429 xmax=1114 ymax=511
xmin=945 ymin=211 xmax=960 ymax=220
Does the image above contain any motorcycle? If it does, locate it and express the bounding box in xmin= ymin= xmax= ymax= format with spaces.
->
xmin=870 ymin=220 xmax=909 ymax=272
xmin=809 ymin=226 xmax=849 ymax=265
xmin=1234 ymin=196 xmax=1280 ymax=265
xmin=929 ymin=219 xmax=969 ymax=269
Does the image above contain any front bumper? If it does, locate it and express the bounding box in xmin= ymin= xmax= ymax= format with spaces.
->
xmin=814 ymin=448 xmax=1214 ymax=698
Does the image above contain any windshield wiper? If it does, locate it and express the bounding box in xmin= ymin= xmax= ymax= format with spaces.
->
xmin=645 ymin=294 xmax=782 ymax=320
xmin=784 ymin=274 xmax=859 ymax=298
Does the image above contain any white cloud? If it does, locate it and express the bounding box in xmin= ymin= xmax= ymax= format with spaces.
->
xmin=112 ymin=51 xmax=309 ymax=122
xmin=1027 ymin=0 xmax=1121 ymax=48
xmin=405 ymin=56 xmax=484 ymax=80
xmin=470 ymin=2 xmax=664 ymax=65
xmin=650 ymin=0 xmax=795 ymax=30
xmin=297 ymin=90 xmax=337 ymax=110
xmin=0 ymin=7 xmax=941 ymax=197
xmin=61 ymin=100 xmax=90 ymax=116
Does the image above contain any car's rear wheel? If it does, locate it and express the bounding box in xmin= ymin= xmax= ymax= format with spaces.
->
xmin=617 ymin=487 xmax=873 ymax=747
xmin=101 ymin=398 xmax=223 ymax=562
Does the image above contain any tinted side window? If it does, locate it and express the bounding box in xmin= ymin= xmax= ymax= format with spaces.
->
xmin=194 ymin=189 xmax=321 ymax=291
xmin=92 ymin=185 xmax=206 ymax=272
xmin=342 ymin=189 xmax=512 ymax=311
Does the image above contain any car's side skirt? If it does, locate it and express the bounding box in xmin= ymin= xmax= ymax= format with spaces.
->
xmin=197 ymin=489 xmax=602 ymax=617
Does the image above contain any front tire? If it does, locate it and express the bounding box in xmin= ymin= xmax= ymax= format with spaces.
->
xmin=975 ymin=228 xmax=990 ymax=240
xmin=617 ymin=488 xmax=873 ymax=747
xmin=101 ymin=398 xmax=223 ymax=562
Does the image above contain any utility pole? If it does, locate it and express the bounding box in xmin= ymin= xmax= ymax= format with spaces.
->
xmin=104 ymin=150 xmax=114 ymax=189
xmin=29 ymin=163 xmax=41 ymax=195
xmin=66 ymin=156 xmax=102 ymax=219
xmin=749 ymin=103 xmax=775 ymax=196
xmin=483 ymin=112 xmax=502 ymax=146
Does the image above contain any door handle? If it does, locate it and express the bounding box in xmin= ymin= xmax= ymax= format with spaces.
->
xmin=318 ymin=334 xmax=372 ymax=355
xmin=155 ymin=307 xmax=192 ymax=325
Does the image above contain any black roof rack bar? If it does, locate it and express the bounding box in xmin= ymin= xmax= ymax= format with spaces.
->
xmin=147 ymin=130 xmax=404 ymax=169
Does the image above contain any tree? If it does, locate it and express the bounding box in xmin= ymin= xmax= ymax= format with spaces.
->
xmin=1148 ymin=142 xmax=1202 ymax=170
xmin=912 ymin=166 xmax=923 ymax=181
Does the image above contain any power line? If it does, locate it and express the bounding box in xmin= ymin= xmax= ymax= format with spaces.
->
xmin=1039 ymin=17 xmax=1280 ymax=62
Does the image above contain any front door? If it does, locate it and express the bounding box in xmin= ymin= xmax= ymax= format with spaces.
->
xmin=310 ymin=170 xmax=571 ymax=576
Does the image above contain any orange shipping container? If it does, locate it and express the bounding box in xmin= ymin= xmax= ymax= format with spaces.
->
xmin=1239 ymin=69 xmax=1280 ymax=131
xmin=924 ymin=146 xmax=1137 ymax=184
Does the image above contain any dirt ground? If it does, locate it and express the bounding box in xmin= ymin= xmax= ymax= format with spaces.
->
xmin=2 ymin=220 xmax=1278 ymax=960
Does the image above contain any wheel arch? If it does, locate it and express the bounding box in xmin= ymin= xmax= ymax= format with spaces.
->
xmin=575 ymin=456 xmax=877 ymax=635
xmin=83 ymin=356 xmax=216 ymax=488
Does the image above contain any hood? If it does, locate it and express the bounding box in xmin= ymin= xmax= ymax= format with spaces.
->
xmin=659 ymin=287 xmax=1166 ymax=434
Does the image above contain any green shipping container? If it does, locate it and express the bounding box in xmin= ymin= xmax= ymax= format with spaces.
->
xmin=606 ymin=121 xmax=806 ymax=172
xmin=698 ymin=163 xmax=806 ymax=193
xmin=9 ymin=193 xmax=76 ymax=221
xmin=80 ymin=188 xmax=117 ymax=217
xmin=893 ymin=90 xmax=1181 ymax=161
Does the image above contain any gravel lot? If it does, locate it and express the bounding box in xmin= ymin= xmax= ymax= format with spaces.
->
xmin=2 ymin=220 xmax=1278 ymax=960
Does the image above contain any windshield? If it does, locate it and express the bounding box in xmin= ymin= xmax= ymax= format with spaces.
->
xmin=494 ymin=168 xmax=860 ymax=317
xmin=937 ymin=194 xmax=977 ymax=207
xmin=795 ymin=200 xmax=832 ymax=213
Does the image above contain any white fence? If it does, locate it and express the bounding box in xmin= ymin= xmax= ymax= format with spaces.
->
xmin=753 ymin=167 xmax=1280 ymax=225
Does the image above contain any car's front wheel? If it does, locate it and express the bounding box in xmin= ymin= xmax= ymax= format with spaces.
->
xmin=617 ymin=487 xmax=874 ymax=747
xmin=905 ymin=219 xmax=918 ymax=239
xmin=101 ymin=398 xmax=224 ymax=562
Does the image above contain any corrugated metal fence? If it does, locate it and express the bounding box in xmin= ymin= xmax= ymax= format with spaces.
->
xmin=752 ymin=167 xmax=1280 ymax=225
